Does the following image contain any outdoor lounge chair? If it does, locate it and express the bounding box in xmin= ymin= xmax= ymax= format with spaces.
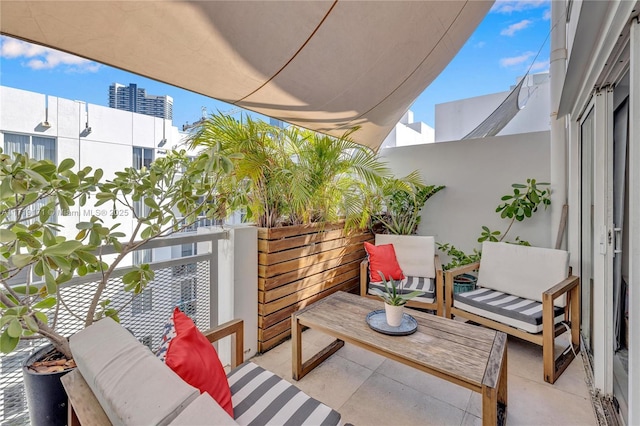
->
xmin=360 ymin=234 xmax=443 ymax=316
xmin=445 ymin=241 xmax=580 ymax=384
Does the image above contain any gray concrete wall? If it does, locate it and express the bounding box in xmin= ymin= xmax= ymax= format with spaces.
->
xmin=380 ymin=131 xmax=552 ymax=264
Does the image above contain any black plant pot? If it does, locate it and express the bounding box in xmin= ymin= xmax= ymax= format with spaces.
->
xmin=22 ymin=344 xmax=74 ymax=426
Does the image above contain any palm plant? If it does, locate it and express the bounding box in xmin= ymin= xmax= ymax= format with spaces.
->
xmin=189 ymin=114 xmax=393 ymax=229
xmin=369 ymin=272 xmax=424 ymax=306
xmin=369 ymin=172 xmax=444 ymax=235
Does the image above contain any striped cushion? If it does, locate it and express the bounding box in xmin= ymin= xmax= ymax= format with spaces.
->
xmin=227 ymin=362 xmax=341 ymax=426
xmin=369 ymin=276 xmax=435 ymax=304
xmin=453 ymin=287 xmax=565 ymax=333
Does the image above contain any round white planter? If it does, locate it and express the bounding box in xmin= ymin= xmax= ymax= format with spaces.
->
xmin=384 ymin=303 xmax=404 ymax=327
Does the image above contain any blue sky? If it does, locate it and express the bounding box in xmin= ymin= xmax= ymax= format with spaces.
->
xmin=0 ymin=0 xmax=551 ymax=129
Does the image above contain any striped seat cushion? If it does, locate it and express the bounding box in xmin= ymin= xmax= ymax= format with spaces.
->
xmin=453 ymin=287 xmax=565 ymax=333
xmin=227 ymin=362 xmax=341 ymax=426
xmin=369 ymin=276 xmax=435 ymax=304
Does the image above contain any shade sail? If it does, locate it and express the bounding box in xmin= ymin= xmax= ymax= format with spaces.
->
xmin=1 ymin=1 xmax=492 ymax=151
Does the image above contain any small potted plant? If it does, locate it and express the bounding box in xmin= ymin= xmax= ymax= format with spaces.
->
xmin=369 ymin=272 xmax=424 ymax=326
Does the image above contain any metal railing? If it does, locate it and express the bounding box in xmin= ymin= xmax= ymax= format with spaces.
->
xmin=0 ymin=229 xmax=229 ymax=425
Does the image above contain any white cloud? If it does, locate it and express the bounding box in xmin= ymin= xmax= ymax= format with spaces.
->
xmin=500 ymin=51 xmax=535 ymax=67
xmin=475 ymin=41 xmax=487 ymax=48
xmin=542 ymin=9 xmax=551 ymax=20
xmin=491 ymin=0 xmax=548 ymax=14
xmin=500 ymin=19 xmax=533 ymax=36
xmin=530 ymin=59 xmax=550 ymax=72
xmin=0 ymin=36 xmax=101 ymax=73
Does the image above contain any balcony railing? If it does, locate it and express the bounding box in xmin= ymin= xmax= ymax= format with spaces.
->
xmin=0 ymin=229 xmax=229 ymax=425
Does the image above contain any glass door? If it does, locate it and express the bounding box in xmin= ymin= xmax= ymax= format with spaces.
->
xmin=580 ymin=106 xmax=595 ymax=353
xmin=612 ymin=84 xmax=629 ymax=425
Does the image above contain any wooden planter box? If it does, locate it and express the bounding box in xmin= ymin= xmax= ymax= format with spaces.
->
xmin=258 ymin=222 xmax=372 ymax=352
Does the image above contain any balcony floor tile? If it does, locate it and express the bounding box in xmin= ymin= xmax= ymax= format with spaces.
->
xmin=249 ymin=328 xmax=597 ymax=425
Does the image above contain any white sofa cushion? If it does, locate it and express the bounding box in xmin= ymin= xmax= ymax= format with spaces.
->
xmin=228 ymin=361 xmax=341 ymax=426
xmin=169 ymin=392 xmax=239 ymax=425
xmin=374 ymin=234 xmax=435 ymax=278
xmin=70 ymin=318 xmax=199 ymax=426
xmin=477 ymin=242 xmax=569 ymax=307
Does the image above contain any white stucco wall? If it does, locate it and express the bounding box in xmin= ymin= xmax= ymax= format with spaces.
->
xmin=381 ymin=131 xmax=552 ymax=262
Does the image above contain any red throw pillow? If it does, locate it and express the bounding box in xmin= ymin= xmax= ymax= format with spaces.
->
xmin=160 ymin=308 xmax=233 ymax=417
xmin=363 ymin=241 xmax=405 ymax=281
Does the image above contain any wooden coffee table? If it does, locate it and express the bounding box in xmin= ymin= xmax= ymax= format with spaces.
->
xmin=291 ymin=291 xmax=507 ymax=426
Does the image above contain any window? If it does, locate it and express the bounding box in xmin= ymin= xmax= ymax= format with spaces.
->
xmin=3 ymin=133 xmax=56 ymax=162
xmin=131 ymin=288 xmax=152 ymax=315
xmin=172 ymin=263 xmax=196 ymax=277
xmin=132 ymin=247 xmax=152 ymax=265
xmin=132 ymin=146 xmax=153 ymax=169
xmin=174 ymin=278 xmax=197 ymax=320
xmin=181 ymin=243 xmax=197 ymax=257
xmin=3 ymin=133 xmax=57 ymax=222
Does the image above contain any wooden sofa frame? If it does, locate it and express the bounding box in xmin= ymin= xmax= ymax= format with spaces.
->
xmin=445 ymin=262 xmax=580 ymax=384
xmin=61 ymin=319 xmax=245 ymax=425
xmin=360 ymin=255 xmax=444 ymax=316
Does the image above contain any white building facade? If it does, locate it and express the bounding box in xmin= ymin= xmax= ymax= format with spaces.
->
xmin=379 ymin=110 xmax=434 ymax=149
xmin=109 ymin=82 xmax=174 ymax=120
xmin=435 ymin=72 xmax=551 ymax=142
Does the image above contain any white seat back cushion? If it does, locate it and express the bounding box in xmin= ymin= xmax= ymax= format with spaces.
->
xmin=374 ymin=234 xmax=435 ymax=278
xmin=477 ymin=242 xmax=569 ymax=306
xmin=70 ymin=318 xmax=199 ymax=426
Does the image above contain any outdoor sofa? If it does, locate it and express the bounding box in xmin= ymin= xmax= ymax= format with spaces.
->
xmin=64 ymin=316 xmax=340 ymax=425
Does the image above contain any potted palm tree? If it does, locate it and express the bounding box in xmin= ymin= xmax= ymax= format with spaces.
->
xmin=188 ymin=114 xmax=427 ymax=351
xmin=0 ymin=148 xmax=231 ymax=424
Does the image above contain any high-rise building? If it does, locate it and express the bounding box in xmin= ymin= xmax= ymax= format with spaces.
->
xmin=109 ymin=83 xmax=173 ymax=120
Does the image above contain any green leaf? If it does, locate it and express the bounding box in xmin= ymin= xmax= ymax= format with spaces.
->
xmin=45 ymin=270 xmax=58 ymax=294
xmin=77 ymin=264 xmax=87 ymax=276
xmin=24 ymin=315 xmax=39 ymax=333
xmin=33 ymin=297 xmax=56 ymax=309
xmin=43 ymin=228 xmax=56 ymax=246
xmin=39 ymin=203 xmax=55 ymax=223
xmin=58 ymin=193 xmax=70 ymax=212
xmin=0 ymin=329 xmax=19 ymax=353
xmin=12 ymin=285 xmax=40 ymax=295
xmin=43 ymin=240 xmax=83 ymax=256
xmin=144 ymin=197 xmax=159 ymax=209
xmin=12 ymin=254 xmax=34 ymax=268
xmin=22 ymin=169 xmax=48 ymax=185
xmin=58 ymin=158 xmax=75 ymax=173
xmin=16 ymin=232 xmax=42 ymax=248
xmin=7 ymin=319 xmax=22 ymax=338
xmin=34 ymin=312 xmax=48 ymax=325
xmin=0 ymin=229 xmax=16 ymax=243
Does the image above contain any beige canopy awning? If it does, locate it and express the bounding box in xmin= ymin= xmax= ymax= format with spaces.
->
xmin=1 ymin=1 xmax=492 ymax=151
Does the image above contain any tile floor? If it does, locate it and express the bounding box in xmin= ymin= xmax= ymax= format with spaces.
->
xmin=249 ymin=327 xmax=597 ymax=426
